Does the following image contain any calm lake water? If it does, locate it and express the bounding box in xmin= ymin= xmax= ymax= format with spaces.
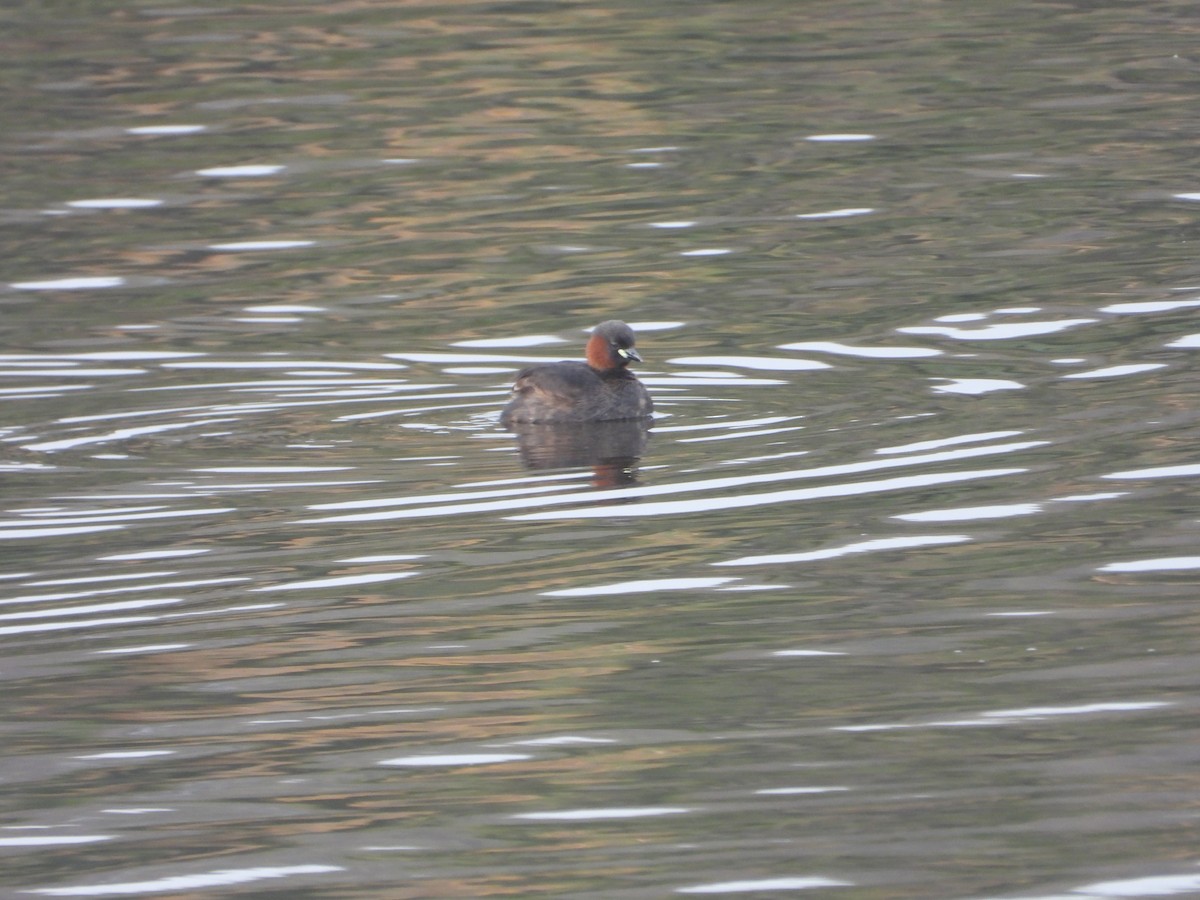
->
xmin=4 ymin=1 xmax=1200 ymax=897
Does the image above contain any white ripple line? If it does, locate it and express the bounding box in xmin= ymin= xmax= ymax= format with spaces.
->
xmin=306 ymin=482 xmax=578 ymax=514
xmin=298 ymin=440 xmax=1046 ymax=523
xmin=0 ymin=615 xmax=159 ymax=636
xmin=0 ymin=525 xmax=125 ymax=540
xmin=0 ymin=577 xmax=249 ymax=608
xmin=23 ymin=864 xmax=344 ymax=896
xmin=514 ymin=467 xmax=1025 ymax=520
xmin=23 ymin=419 xmax=236 ymax=452
xmin=716 ymin=535 xmax=971 ymax=567
xmin=0 ymin=509 xmax=230 ymax=529
xmin=0 ymin=598 xmax=183 ymax=621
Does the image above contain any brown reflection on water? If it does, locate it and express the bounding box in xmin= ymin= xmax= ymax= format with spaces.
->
xmin=508 ymin=419 xmax=650 ymax=488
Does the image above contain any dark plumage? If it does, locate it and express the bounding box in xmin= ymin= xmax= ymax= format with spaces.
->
xmin=499 ymin=320 xmax=653 ymax=425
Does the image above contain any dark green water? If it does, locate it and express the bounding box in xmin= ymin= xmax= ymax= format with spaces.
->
xmin=3 ymin=1 xmax=1200 ymax=897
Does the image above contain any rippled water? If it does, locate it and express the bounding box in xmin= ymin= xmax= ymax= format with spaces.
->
xmin=5 ymin=1 xmax=1200 ymax=897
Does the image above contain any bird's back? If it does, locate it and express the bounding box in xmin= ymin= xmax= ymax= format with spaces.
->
xmin=501 ymin=361 xmax=651 ymax=425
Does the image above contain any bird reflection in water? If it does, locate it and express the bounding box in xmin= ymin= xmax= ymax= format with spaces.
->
xmin=508 ymin=419 xmax=651 ymax=488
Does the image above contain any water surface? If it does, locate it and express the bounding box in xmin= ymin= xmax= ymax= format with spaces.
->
xmin=4 ymin=1 xmax=1200 ymax=897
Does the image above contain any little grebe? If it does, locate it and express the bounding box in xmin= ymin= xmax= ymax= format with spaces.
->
xmin=499 ymin=320 xmax=653 ymax=425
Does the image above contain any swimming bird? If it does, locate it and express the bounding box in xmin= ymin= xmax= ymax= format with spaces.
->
xmin=499 ymin=320 xmax=653 ymax=425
